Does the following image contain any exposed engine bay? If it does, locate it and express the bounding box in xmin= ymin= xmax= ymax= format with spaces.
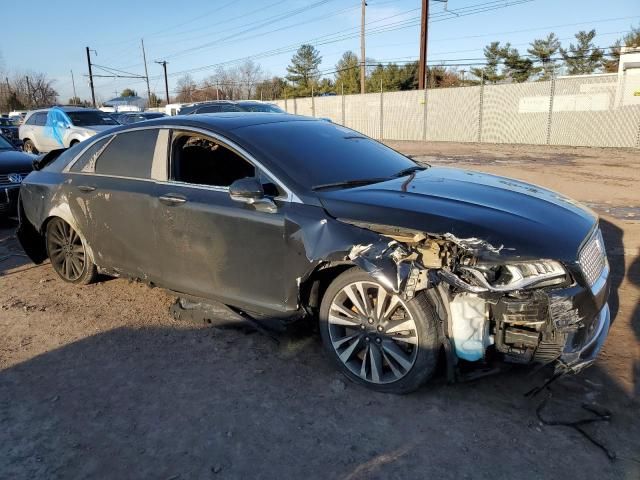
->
xmin=340 ymin=220 xmax=605 ymax=369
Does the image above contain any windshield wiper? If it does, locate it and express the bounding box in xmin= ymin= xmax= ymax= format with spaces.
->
xmin=312 ymin=177 xmax=389 ymax=191
xmin=392 ymin=165 xmax=427 ymax=178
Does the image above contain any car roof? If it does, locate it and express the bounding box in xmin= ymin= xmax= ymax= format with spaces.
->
xmin=96 ymin=112 xmax=315 ymax=136
xmin=28 ymin=107 xmax=101 ymax=114
xmin=182 ymin=100 xmax=237 ymax=108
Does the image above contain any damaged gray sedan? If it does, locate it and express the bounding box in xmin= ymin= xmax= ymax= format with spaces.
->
xmin=17 ymin=113 xmax=611 ymax=393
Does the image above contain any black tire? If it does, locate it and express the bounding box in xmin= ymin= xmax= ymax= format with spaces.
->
xmin=23 ymin=139 xmax=38 ymax=154
xmin=46 ymin=217 xmax=97 ymax=285
xmin=319 ymin=267 xmax=440 ymax=394
xmin=69 ymin=140 xmax=79 ymax=147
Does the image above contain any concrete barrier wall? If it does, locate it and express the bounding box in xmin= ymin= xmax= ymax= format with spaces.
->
xmin=274 ymin=73 xmax=640 ymax=148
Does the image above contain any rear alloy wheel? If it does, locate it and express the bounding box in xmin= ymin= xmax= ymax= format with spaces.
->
xmin=23 ymin=139 xmax=38 ymax=154
xmin=46 ymin=218 xmax=97 ymax=284
xmin=319 ymin=268 xmax=440 ymax=394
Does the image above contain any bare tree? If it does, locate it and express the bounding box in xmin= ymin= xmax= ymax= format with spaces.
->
xmin=6 ymin=73 xmax=57 ymax=108
xmin=209 ymin=66 xmax=241 ymax=100
xmin=237 ymin=60 xmax=263 ymax=99
xmin=175 ymin=74 xmax=198 ymax=103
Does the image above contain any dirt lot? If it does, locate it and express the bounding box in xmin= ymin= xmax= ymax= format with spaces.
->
xmin=1 ymin=142 xmax=639 ymax=479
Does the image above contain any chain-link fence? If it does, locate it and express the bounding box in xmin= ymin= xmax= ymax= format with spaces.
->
xmin=275 ymin=72 xmax=640 ymax=148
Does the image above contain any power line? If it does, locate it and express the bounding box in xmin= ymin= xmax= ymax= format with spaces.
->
xmin=162 ymin=0 xmax=337 ymax=60
xmin=159 ymin=0 xmax=535 ymax=80
xmin=102 ymin=0 xmax=330 ymax=70
xmin=108 ymin=0 xmax=508 ymax=73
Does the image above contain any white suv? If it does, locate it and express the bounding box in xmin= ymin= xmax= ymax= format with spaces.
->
xmin=19 ymin=107 xmax=119 ymax=154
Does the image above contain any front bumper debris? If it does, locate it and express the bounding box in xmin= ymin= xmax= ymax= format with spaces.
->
xmin=559 ymin=302 xmax=610 ymax=372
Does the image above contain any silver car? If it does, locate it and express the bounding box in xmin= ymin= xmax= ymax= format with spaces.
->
xmin=19 ymin=107 xmax=119 ymax=154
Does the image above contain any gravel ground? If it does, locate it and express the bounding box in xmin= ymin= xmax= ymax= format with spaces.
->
xmin=1 ymin=141 xmax=639 ymax=479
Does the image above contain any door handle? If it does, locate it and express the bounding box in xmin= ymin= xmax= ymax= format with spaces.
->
xmin=159 ymin=194 xmax=187 ymax=206
xmin=77 ymin=185 xmax=96 ymax=193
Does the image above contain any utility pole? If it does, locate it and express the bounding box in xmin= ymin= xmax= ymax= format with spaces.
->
xmin=156 ymin=61 xmax=169 ymax=105
xmin=86 ymin=46 xmax=96 ymax=107
xmin=71 ymin=70 xmax=78 ymax=104
xmin=5 ymin=77 xmax=12 ymax=109
xmin=418 ymin=0 xmax=429 ymax=90
xmin=141 ymin=38 xmax=152 ymax=107
xmin=25 ymin=76 xmax=33 ymax=108
xmin=360 ymin=0 xmax=367 ymax=94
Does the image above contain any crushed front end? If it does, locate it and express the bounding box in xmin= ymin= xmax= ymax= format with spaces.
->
xmin=344 ymin=221 xmax=611 ymax=374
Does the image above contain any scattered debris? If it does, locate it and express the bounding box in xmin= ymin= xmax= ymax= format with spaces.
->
xmin=535 ymin=391 xmax=615 ymax=461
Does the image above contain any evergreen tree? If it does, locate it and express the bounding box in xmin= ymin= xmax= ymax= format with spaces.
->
xmin=286 ymin=44 xmax=322 ymax=95
xmin=503 ymin=46 xmax=535 ymax=82
xmin=560 ymin=30 xmax=603 ymax=74
xmin=317 ymin=78 xmax=335 ymax=94
xmin=528 ymin=33 xmax=561 ymax=79
xmin=148 ymin=92 xmax=161 ymax=107
xmin=334 ymin=51 xmax=360 ymax=93
xmin=471 ymin=41 xmax=506 ymax=83
xmin=120 ymin=88 xmax=137 ymax=97
xmin=603 ymin=25 xmax=640 ymax=73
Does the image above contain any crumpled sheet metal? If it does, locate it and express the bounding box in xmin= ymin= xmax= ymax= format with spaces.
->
xmin=442 ymin=232 xmax=506 ymax=255
xmin=285 ymin=209 xmax=382 ymax=263
xmin=45 ymin=107 xmax=72 ymax=147
xmin=283 ymin=209 xmax=417 ymax=299
xmin=348 ymin=241 xmax=414 ymax=295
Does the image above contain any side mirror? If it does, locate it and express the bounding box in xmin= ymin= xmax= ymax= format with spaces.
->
xmin=229 ymin=177 xmax=277 ymax=213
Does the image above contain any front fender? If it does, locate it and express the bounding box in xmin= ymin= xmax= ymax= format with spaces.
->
xmin=282 ymin=205 xmax=414 ymax=310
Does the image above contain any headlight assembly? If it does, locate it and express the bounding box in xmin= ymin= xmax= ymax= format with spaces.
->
xmin=460 ymin=260 xmax=569 ymax=292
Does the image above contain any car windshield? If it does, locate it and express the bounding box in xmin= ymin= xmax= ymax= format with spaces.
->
xmin=66 ymin=111 xmax=119 ymax=127
xmin=0 ymin=135 xmax=14 ymax=149
xmin=198 ymin=104 xmax=245 ymax=113
xmin=234 ymin=120 xmax=418 ymax=189
xmin=238 ymin=103 xmax=284 ymax=113
xmin=0 ymin=118 xmax=18 ymax=126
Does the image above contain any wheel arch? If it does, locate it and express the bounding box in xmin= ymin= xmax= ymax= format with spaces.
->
xmin=298 ymin=261 xmax=356 ymax=314
xmin=41 ymin=205 xmax=97 ymax=264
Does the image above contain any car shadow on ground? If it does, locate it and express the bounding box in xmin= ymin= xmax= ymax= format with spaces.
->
xmin=600 ymin=219 xmax=624 ymax=322
xmin=600 ymin=219 xmax=640 ymax=398
xmin=0 ymin=218 xmax=32 ymax=274
xmin=1 ymin=329 xmax=638 ymax=479
xmin=1 ymin=218 xmax=638 ymax=479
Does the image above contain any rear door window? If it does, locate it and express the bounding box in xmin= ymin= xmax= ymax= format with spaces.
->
xmin=70 ymin=136 xmax=112 ymax=172
xmin=94 ymin=129 xmax=158 ymax=179
xmin=32 ymin=112 xmax=48 ymax=126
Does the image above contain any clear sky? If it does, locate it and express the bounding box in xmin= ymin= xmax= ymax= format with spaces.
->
xmin=1 ymin=0 xmax=638 ymax=102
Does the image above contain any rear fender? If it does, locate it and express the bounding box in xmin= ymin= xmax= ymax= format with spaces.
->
xmin=17 ymin=195 xmax=96 ymax=266
xmin=16 ymin=195 xmax=47 ymax=264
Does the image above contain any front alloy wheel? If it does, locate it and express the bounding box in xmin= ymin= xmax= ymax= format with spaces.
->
xmin=46 ymin=218 xmax=97 ymax=284
xmin=320 ymin=268 xmax=439 ymax=394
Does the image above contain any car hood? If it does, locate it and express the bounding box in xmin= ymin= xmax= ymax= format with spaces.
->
xmin=0 ymin=149 xmax=35 ymax=172
xmin=317 ymin=167 xmax=597 ymax=262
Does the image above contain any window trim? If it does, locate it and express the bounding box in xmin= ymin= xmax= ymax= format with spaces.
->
xmin=65 ymin=134 xmax=116 ymax=173
xmin=168 ymin=128 xmax=260 ymax=193
xmin=69 ymin=135 xmax=115 ymax=173
xmin=63 ymin=124 xmax=301 ymax=203
xmin=164 ymin=126 xmax=299 ymax=203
